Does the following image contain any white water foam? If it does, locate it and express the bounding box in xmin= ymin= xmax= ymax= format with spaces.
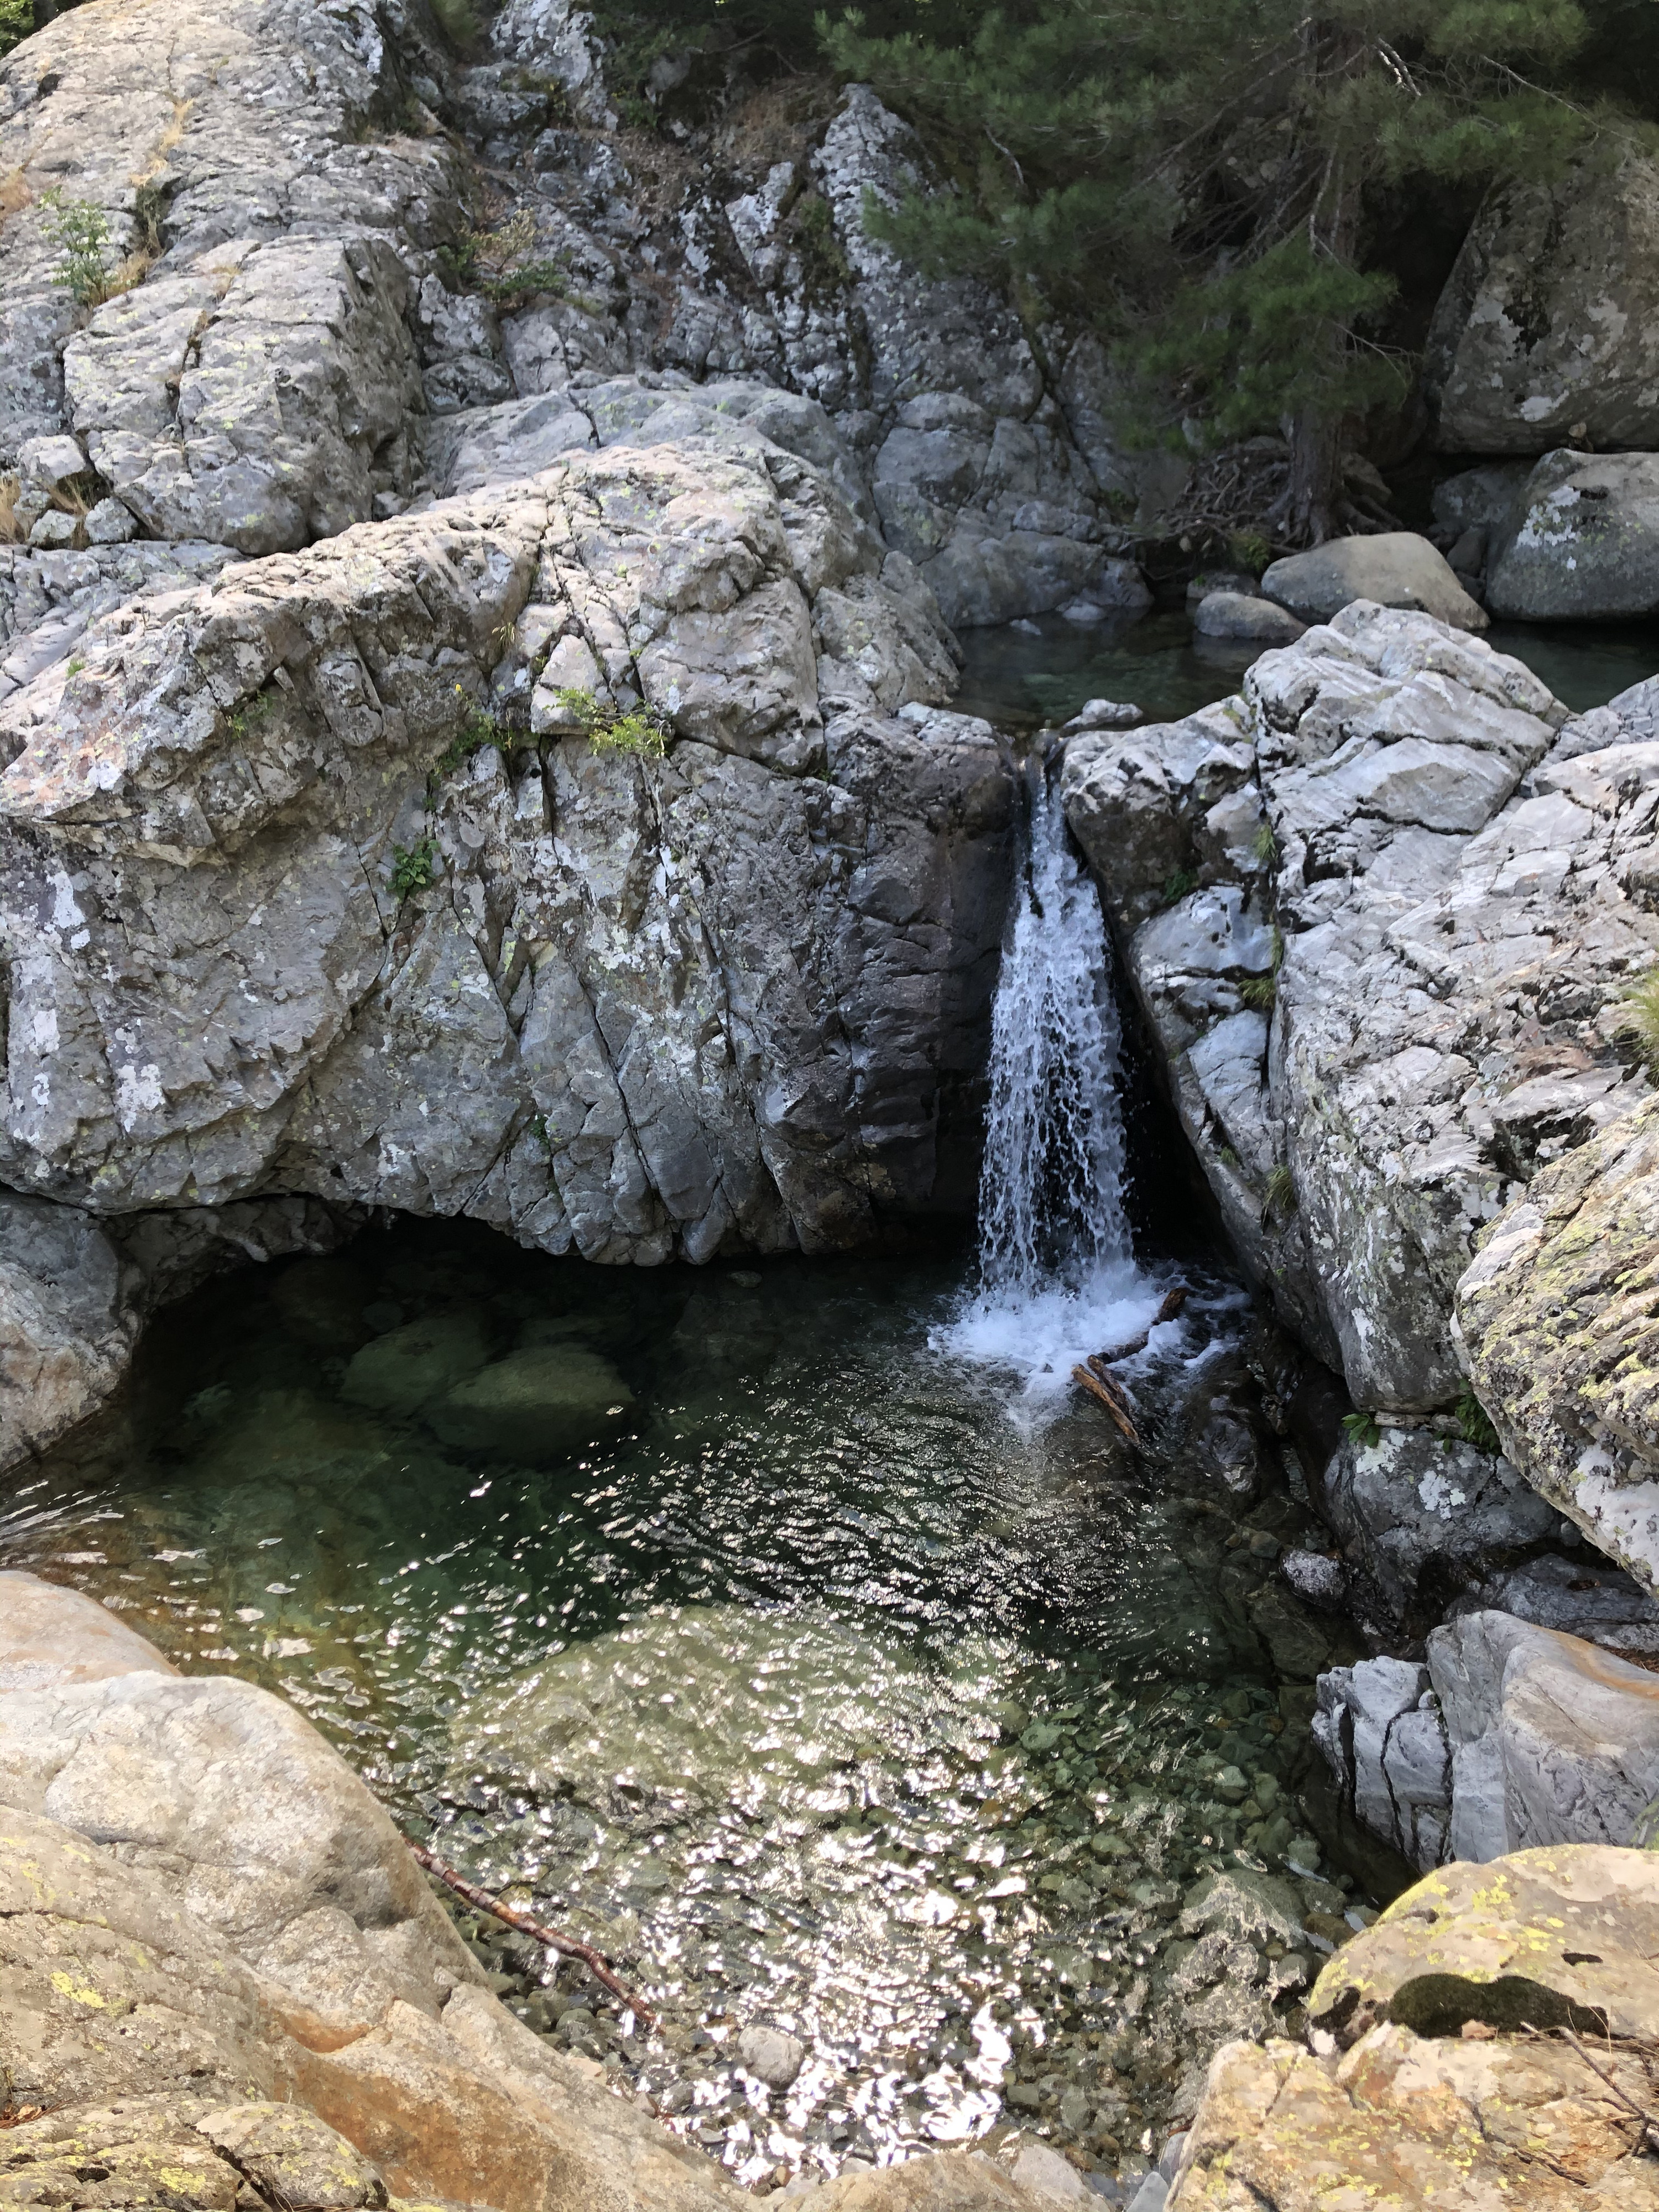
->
xmin=938 ymin=764 xmax=1163 ymax=1410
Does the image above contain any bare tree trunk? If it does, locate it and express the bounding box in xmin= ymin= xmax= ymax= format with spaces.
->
xmin=1284 ymin=406 xmax=1345 ymax=545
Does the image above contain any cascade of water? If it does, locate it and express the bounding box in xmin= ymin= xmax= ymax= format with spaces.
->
xmin=977 ymin=764 xmax=1132 ymax=1297
xmin=940 ymin=759 xmax=1156 ymax=1402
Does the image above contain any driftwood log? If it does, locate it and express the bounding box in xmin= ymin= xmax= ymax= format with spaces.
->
xmin=409 ymin=1838 xmax=658 ymax=2031
xmin=1091 ymin=1284 xmax=1190 ymax=1368
xmin=1072 ymin=1363 xmax=1141 ymax=1447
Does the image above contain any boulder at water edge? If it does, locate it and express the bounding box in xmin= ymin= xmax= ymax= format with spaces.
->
xmin=1168 ymin=1845 xmax=1659 ymax=2210
xmin=1260 ymin=534 xmax=1487 ymax=630
xmin=1488 ymin=450 xmax=1659 ymax=619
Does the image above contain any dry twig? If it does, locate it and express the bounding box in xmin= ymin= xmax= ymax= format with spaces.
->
xmin=409 ymin=1839 xmax=658 ymax=2031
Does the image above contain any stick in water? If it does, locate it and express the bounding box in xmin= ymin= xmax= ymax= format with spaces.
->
xmin=408 ymin=1839 xmax=659 ymax=2032
xmin=1091 ymin=1284 xmax=1191 ymax=1369
xmin=1072 ymin=1363 xmax=1141 ymax=1447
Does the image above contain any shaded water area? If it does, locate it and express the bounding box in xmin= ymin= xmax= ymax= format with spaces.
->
xmin=957 ymin=607 xmax=1659 ymax=729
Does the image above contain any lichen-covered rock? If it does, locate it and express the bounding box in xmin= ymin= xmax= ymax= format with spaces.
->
xmin=1488 ymin=449 xmax=1659 ymax=620
xmin=1167 ymin=2021 xmax=1659 ymax=2210
xmin=1425 ymin=158 xmax=1659 ymax=455
xmin=1308 ymin=1843 xmax=1659 ymax=2045
xmin=0 ymin=440 xmax=1009 ymax=1267
xmin=1457 ymin=1095 xmax=1659 ymax=1589
xmin=1173 ymin=1845 xmax=1659 ymax=2207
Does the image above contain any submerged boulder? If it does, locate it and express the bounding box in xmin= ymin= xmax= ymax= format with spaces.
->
xmin=426 ymin=1342 xmax=634 ymax=1458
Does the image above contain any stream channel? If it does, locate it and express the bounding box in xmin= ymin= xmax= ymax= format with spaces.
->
xmin=1 ymin=611 xmax=1646 ymax=2196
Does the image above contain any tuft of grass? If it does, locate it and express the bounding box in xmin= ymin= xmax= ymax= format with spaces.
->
xmin=1239 ymin=974 xmax=1277 ymax=1013
xmin=1251 ymin=820 xmax=1279 ymax=866
xmin=1160 ymin=865 xmax=1198 ymax=907
xmin=1228 ymin=528 xmax=1273 ymax=577
xmin=1261 ymin=1162 xmax=1295 ymax=1223
xmin=554 ymin=686 xmax=670 ymax=759
xmin=1342 ymin=1408 xmax=1382 ymax=1451
xmin=391 ymin=835 xmax=439 ymax=899
xmin=1618 ymin=966 xmax=1659 ymax=1076
xmin=441 ymin=212 xmax=571 ymax=306
xmin=1455 ymin=1390 xmax=1500 ymax=1454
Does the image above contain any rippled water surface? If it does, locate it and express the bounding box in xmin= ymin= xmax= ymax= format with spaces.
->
xmin=1 ymin=1222 xmax=1355 ymax=2190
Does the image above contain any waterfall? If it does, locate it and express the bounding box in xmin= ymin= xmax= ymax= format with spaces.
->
xmin=940 ymin=761 xmax=1155 ymax=1404
xmin=978 ymin=767 xmax=1132 ymax=1296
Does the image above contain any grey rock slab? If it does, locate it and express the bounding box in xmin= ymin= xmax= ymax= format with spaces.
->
xmin=0 ymin=1567 xmax=179 ymax=1691
xmin=1318 ymin=1608 xmax=1659 ymax=1869
xmin=1425 ymin=156 xmax=1659 ymax=454
xmin=0 ymin=0 xmax=459 ymax=467
xmin=425 ymin=1343 xmax=635 ymax=1460
xmin=65 ymin=235 xmax=425 ymax=556
xmin=1260 ymin=534 xmax=1487 ymax=631
xmin=1488 ymin=448 xmax=1659 ymax=620
xmin=0 ymin=442 xmax=1011 ymax=1265
xmin=1452 ymin=1552 xmax=1659 ymax=1657
xmin=1320 ymin=1427 xmax=1556 ymax=1632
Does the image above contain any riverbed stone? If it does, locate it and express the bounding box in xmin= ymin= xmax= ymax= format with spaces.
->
xmin=0 ymin=1569 xmax=178 ymax=1691
xmin=426 ymin=1342 xmax=634 ymax=1458
xmin=738 ymin=2023 xmax=807 ymax=2090
xmin=1259 ymin=534 xmax=1487 ymax=630
xmin=1192 ymin=593 xmax=1305 ymax=645
xmin=343 ymin=1314 xmax=493 ymax=1416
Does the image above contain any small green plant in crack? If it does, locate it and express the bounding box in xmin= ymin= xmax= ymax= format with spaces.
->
xmin=226 ymin=692 xmax=279 ymax=744
xmin=390 ymin=835 xmax=439 ymax=899
xmin=1261 ymin=1162 xmax=1295 ymax=1223
xmin=65 ymin=656 xmax=85 ymax=677
xmin=1618 ymin=965 xmax=1659 ymax=1076
xmin=426 ymin=690 xmax=520 ymax=796
xmin=1251 ymin=820 xmax=1280 ymax=867
xmin=40 ymin=190 xmax=113 ymax=306
xmin=1160 ymin=865 xmax=1198 ymax=907
xmin=1342 ymin=1408 xmax=1383 ymax=1451
xmin=554 ymin=686 xmax=670 ymax=759
xmin=1455 ymin=1390 xmax=1500 ymax=1454
xmin=1239 ymin=974 xmax=1277 ymax=1013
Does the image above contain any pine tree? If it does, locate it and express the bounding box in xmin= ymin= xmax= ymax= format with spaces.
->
xmin=824 ymin=0 xmax=1655 ymax=543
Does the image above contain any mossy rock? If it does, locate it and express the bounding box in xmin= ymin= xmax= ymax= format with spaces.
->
xmin=424 ymin=1343 xmax=634 ymax=1459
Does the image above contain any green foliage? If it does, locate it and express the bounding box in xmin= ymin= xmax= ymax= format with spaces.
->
xmin=226 ymin=693 xmax=278 ymax=743
xmin=390 ymin=836 xmax=439 ymax=899
xmin=1261 ymin=1162 xmax=1295 ymax=1221
xmin=1342 ymin=1408 xmax=1383 ymax=1451
xmin=1456 ymin=1391 xmax=1501 ymax=1454
xmin=1251 ymin=821 xmax=1279 ymax=866
xmin=441 ymin=213 xmax=570 ymax=305
xmin=0 ymin=0 xmax=33 ymax=58
xmin=1160 ymin=865 xmax=1198 ymax=907
xmin=428 ymin=691 xmax=510 ymax=794
xmin=429 ymin=0 xmax=480 ymax=53
xmin=1228 ymin=529 xmax=1273 ymax=576
xmin=1239 ymin=974 xmax=1277 ymax=1012
xmin=554 ymin=686 xmax=671 ymax=758
xmin=825 ymin=0 xmax=1652 ymax=518
xmin=1618 ymin=966 xmax=1659 ymax=1074
xmin=40 ymin=190 xmax=112 ymax=306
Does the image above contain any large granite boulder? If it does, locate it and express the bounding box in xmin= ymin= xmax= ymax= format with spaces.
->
xmin=0 ymin=439 xmax=1011 ymax=1270
xmin=1488 ymin=450 xmax=1659 ymax=620
xmin=1170 ymin=1846 xmax=1659 ymax=2210
xmin=1064 ymin=602 xmax=1659 ymax=1626
xmin=1316 ymin=1611 xmax=1659 ymax=1869
xmin=1425 ymin=158 xmax=1659 ymax=455
xmin=1457 ymin=1096 xmax=1659 ymax=1593
xmin=1260 ymin=534 xmax=1486 ymax=632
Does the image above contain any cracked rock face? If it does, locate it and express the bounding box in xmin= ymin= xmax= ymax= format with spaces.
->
xmin=1457 ymin=1094 xmax=1659 ymax=1592
xmin=0 ymin=439 xmax=1011 ymax=1266
xmin=1064 ymin=602 xmax=1658 ymax=1422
